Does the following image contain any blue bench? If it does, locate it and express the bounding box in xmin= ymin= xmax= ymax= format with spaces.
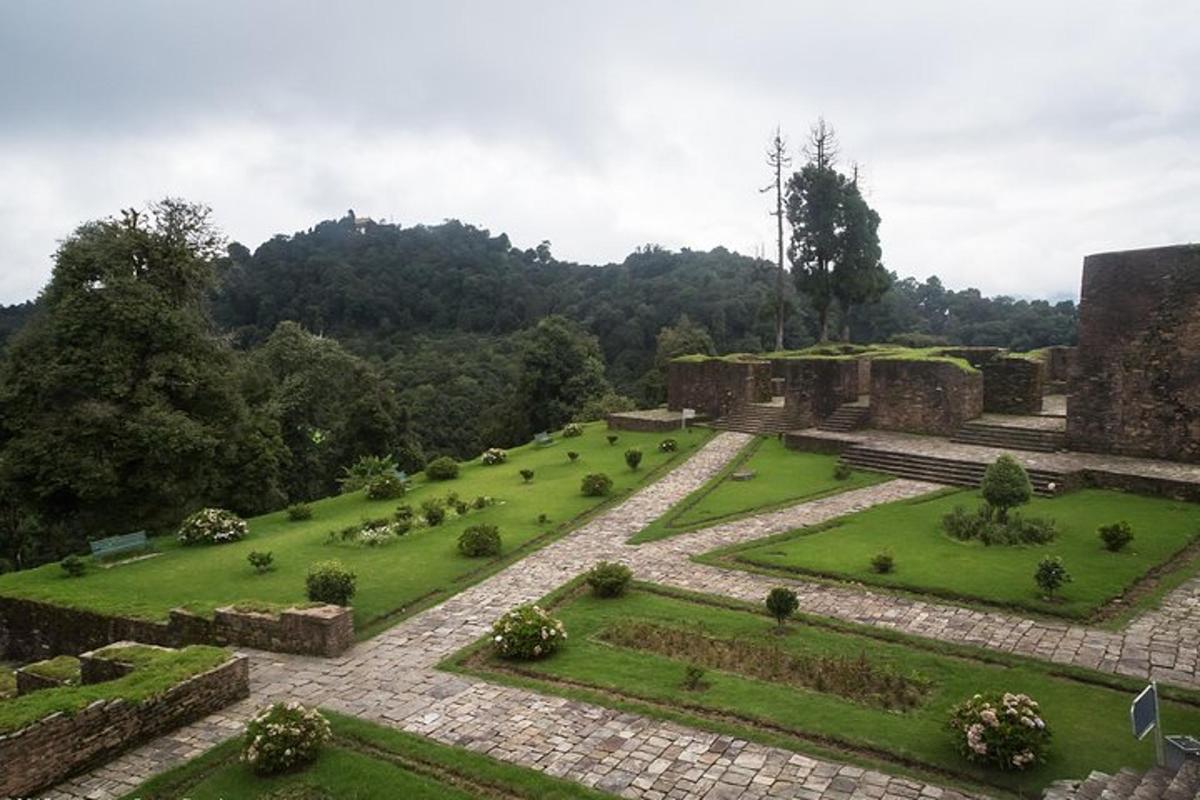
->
xmin=88 ymin=531 xmax=148 ymax=560
xmin=534 ymin=431 xmax=554 ymax=447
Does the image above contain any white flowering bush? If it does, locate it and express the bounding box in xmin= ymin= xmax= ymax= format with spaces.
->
xmin=481 ymin=447 xmax=508 ymax=465
xmin=491 ymin=604 xmax=567 ymax=660
xmin=949 ymin=692 xmax=1049 ymax=771
xmin=561 ymin=422 xmax=583 ymax=438
xmin=177 ymin=508 xmax=248 ymax=546
xmin=242 ymin=702 xmax=332 ymax=775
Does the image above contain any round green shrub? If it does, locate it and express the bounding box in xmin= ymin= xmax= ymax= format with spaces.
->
xmin=520 ymin=469 xmax=534 ymax=483
xmin=870 ymin=551 xmax=895 ymax=574
xmin=562 ymin=422 xmax=583 ymax=438
xmin=581 ymin=472 xmax=613 ymax=497
xmin=458 ymin=524 xmax=501 ymax=557
xmin=1099 ymin=521 xmax=1134 ymax=552
xmin=606 ymin=434 xmax=618 ymax=446
xmin=1034 ymin=556 xmax=1071 ymax=599
xmin=337 ymin=454 xmax=397 ymax=493
xmin=765 ymin=587 xmax=799 ymax=628
xmin=658 ymin=438 xmax=678 ymax=453
xmin=833 ymin=463 xmax=853 ymax=481
xmin=243 ymin=702 xmax=332 ymax=775
xmin=491 ymin=604 xmax=566 ymax=660
xmin=286 ymin=502 xmax=313 ymax=521
xmin=305 ymin=559 xmax=357 ymax=606
xmin=60 ymin=555 xmax=86 ymax=578
xmin=481 ymin=447 xmax=507 ymax=466
xmin=949 ymin=692 xmax=1049 ymax=771
xmin=247 ymin=551 xmax=274 ymax=574
xmin=624 ymin=448 xmax=643 ymax=470
xmin=177 ymin=508 xmax=248 ymax=546
xmin=365 ymin=473 xmax=406 ymax=500
xmin=585 ymin=561 xmax=633 ymax=597
xmin=981 ymin=455 xmax=1032 ymax=521
xmin=567 ymin=450 xmax=579 ymax=462
xmin=425 ymin=456 xmax=460 ymax=481
xmin=421 ymin=498 xmax=446 ymax=526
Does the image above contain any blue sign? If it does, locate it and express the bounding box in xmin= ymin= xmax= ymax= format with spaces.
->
xmin=1131 ymin=683 xmax=1158 ymax=740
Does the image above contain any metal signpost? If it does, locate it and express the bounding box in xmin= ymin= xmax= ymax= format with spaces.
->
xmin=681 ymin=408 xmax=695 ymax=430
xmin=1131 ymin=681 xmax=1164 ymax=766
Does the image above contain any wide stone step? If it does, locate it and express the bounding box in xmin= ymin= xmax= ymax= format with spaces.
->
xmin=951 ymin=421 xmax=1066 ymax=453
xmin=817 ymin=404 xmax=871 ymax=433
xmin=1128 ymin=766 xmax=1174 ymax=799
xmin=841 ymin=447 xmax=1063 ymax=496
xmin=1163 ymin=759 xmax=1200 ymax=800
xmin=1098 ymin=768 xmax=1146 ymax=800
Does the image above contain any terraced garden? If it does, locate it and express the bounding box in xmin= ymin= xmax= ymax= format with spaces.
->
xmin=0 ymin=423 xmax=710 ymax=638
xmin=449 ymin=584 xmax=1197 ymax=796
xmin=629 ymin=436 xmax=888 ymax=544
xmin=701 ymin=487 xmax=1200 ymax=621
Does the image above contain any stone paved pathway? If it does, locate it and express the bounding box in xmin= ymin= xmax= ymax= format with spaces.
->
xmin=44 ymin=430 xmax=1200 ymax=799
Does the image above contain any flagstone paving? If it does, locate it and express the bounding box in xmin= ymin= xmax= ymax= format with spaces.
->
xmin=44 ymin=430 xmax=1200 ymax=799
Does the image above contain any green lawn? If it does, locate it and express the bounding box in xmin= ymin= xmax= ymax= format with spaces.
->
xmin=0 ymin=424 xmax=711 ymax=638
xmin=703 ymin=488 xmax=1200 ymax=621
xmin=629 ymin=436 xmax=889 ymax=544
xmin=450 ymin=585 xmax=1196 ymax=796
xmin=123 ymin=710 xmax=611 ymax=800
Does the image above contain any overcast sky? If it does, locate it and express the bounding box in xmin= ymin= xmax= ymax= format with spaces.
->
xmin=1 ymin=1 xmax=1197 ymax=305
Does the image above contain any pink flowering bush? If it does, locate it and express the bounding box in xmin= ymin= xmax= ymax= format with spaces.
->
xmin=949 ymin=691 xmax=1049 ymax=771
xmin=242 ymin=702 xmax=332 ymax=775
xmin=177 ymin=508 xmax=248 ymax=546
xmin=491 ymin=604 xmax=567 ymax=660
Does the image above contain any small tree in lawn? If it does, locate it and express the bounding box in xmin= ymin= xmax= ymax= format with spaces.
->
xmin=765 ymin=587 xmax=799 ymax=631
xmin=981 ymin=455 xmax=1032 ymax=522
xmin=625 ymin=448 xmax=643 ymax=470
xmin=1035 ymin=556 xmax=1071 ymax=600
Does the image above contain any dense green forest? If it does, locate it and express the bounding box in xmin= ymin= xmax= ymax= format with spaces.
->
xmin=0 ymin=207 xmax=1077 ymax=568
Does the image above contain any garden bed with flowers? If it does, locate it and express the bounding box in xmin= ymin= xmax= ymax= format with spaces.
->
xmin=446 ymin=582 xmax=1200 ymax=796
xmin=121 ymin=710 xmax=611 ymax=800
xmin=0 ymin=423 xmax=711 ymax=642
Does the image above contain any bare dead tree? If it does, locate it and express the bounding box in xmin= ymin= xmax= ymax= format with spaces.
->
xmin=803 ymin=117 xmax=839 ymax=169
xmin=761 ymin=127 xmax=792 ymax=351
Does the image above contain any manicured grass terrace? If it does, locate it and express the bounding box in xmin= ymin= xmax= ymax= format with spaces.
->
xmin=629 ymin=436 xmax=889 ymax=544
xmin=449 ymin=584 xmax=1198 ymax=796
xmin=701 ymin=488 xmax=1200 ymax=621
xmin=0 ymin=423 xmax=712 ymax=639
xmin=122 ymin=711 xmax=610 ymax=800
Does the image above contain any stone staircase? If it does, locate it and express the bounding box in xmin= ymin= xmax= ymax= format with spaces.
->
xmin=711 ymin=403 xmax=805 ymax=435
xmin=1043 ymin=759 xmax=1200 ymax=799
xmin=952 ymin=420 xmax=1066 ymax=453
xmin=818 ymin=402 xmax=871 ymax=433
xmin=839 ymin=445 xmax=1066 ymax=496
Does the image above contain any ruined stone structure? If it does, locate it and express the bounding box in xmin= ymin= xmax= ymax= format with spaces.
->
xmin=869 ymin=359 xmax=983 ymax=435
xmin=666 ymin=359 xmax=771 ymax=418
xmin=981 ymin=356 xmax=1045 ymax=414
xmin=1068 ymin=244 xmax=1200 ymax=462
xmin=1043 ymin=345 xmax=1077 ymax=392
xmin=780 ymin=358 xmax=860 ymax=425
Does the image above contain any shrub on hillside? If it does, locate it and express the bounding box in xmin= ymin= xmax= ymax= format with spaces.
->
xmin=586 ymin=561 xmax=633 ymax=597
xmin=338 ymin=454 xmax=397 ymax=493
xmin=658 ymin=438 xmax=678 ymax=453
xmin=624 ymin=448 xmax=643 ymax=470
xmin=178 ymin=508 xmax=248 ymax=546
xmin=765 ymin=587 xmax=799 ymax=630
xmin=306 ymin=560 xmax=357 ymax=606
xmin=1099 ymin=521 xmax=1134 ymax=552
xmin=60 ymin=555 xmax=86 ymax=578
xmin=421 ymin=498 xmax=446 ymax=526
xmin=981 ymin=455 xmax=1032 ymax=522
xmin=948 ymin=692 xmax=1049 ymax=771
xmin=606 ymin=434 xmax=619 ymax=446
xmin=491 ymin=604 xmax=567 ymax=660
xmin=243 ymin=702 xmax=332 ymax=775
xmin=1034 ymin=556 xmax=1071 ymax=600
xmin=562 ymin=422 xmax=583 ymax=438
xmin=286 ymin=502 xmax=313 ymax=522
xmin=520 ymin=468 xmax=534 ymax=483
xmin=567 ymin=450 xmax=579 ymax=462
xmin=472 ymin=495 xmax=494 ymax=510
xmin=458 ymin=524 xmax=502 ymax=557
xmin=575 ymin=393 xmax=637 ymax=422
xmin=425 ymin=456 xmax=459 ymax=481
xmin=481 ymin=447 xmax=507 ymax=466
xmin=365 ymin=473 xmax=406 ymax=501
xmin=833 ymin=463 xmax=853 ymax=481
xmin=247 ymin=551 xmax=274 ymax=574
xmin=942 ymin=506 xmax=1057 ymax=546
xmin=581 ymin=473 xmax=613 ymax=497
xmin=870 ymin=551 xmax=895 ymax=574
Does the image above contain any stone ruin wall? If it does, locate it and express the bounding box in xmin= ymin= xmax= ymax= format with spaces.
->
xmin=667 ymin=360 xmax=771 ymax=418
xmin=781 ymin=359 xmax=860 ymax=425
xmin=1068 ymin=244 xmax=1200 ymax=462
xmin=869 ymin=359 xmax=983 ymax=435
xmin=981 ymin=357 xmax=1045 ymax=414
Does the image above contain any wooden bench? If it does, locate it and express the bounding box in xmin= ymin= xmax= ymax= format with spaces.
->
xmin=534 ymin=431 xmax=554 ymax=447
xmin=88 ymin=531 xmax=148 ymax=560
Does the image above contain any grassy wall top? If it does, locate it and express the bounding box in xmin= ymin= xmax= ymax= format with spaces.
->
xmin=0 ymin=644 xmax=229 ymax=734
xmin=674 ymin=344 xmax=977 ymax=372
xmin=671 ymin=353 xmax=768 ymax=365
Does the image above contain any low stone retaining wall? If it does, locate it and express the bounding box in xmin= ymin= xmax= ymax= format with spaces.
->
xmin=606 ymin=409 xmax=703 ymax=432
xmin=0 ymin=653 xmax=249 ymax=798
xmin=783 ymin=432 xmax=855 ymax=454
xmin=869 ymin=359 xmax=983 ymax=435
xmin=667 ymin=359 xmax=772 ymax=418
xmin=0 ymin=595 xmax=353 ymax=660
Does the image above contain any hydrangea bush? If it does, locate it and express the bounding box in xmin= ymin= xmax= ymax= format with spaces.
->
xmin=178 ymin=508 xmax=248 ymax=546
xmin=491 ymin=604 xmax=567 ymax=660
xmin=949 ymin=692 xmax=1049 ymax=771
xmin=562 ymin=422 xmax=583 ymax=438
xmin=481 ymin=447 xmax=507 ymax=465
xmin=242 ymin=702 xmax=332 ymax=775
